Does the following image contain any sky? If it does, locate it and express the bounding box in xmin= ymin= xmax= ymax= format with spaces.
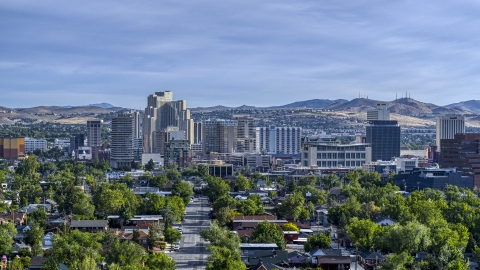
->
xmin=1 ymin=1 xmax=480 ymax=109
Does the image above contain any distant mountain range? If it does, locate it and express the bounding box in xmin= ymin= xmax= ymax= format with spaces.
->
xmin=190 ymin=98 xmax=479 ymax=116
xmin=2 ymin=98 xmax=480 ymax=126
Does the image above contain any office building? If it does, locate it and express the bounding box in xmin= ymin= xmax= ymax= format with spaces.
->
xmin=436 ymin=114 xmax=465 ymax=151
xmin=426 ymin=144 xmax=439 ymax=166
xmin=24 ymin=138 xmax=47 ymax=153
xmin=87 ymin=120 xmax=103 ymax=147
xmin=143 ymin=91 xmax=194 ymax=153
xmin=203 ymin=119 xmax=238 ymax=154
xmin=69 ymin=134 xmax=85 ymax=156
xmin=193 ymin=122 xmax=203 ymax=144
xmin=233 ymin=115 xmax=256 ymax=153
xmin=245 ymin=154 xmax=272 ymax=169
xmin=366 ymin=120 xmax=400 ymax=161
xmin=110 ymin=112 xmax=135 ymax=169
xmin=154 ymin=127 xmax=186 ymax=154
xmin=0 ymin=137 xmax=25 ymax=159
xmin=440 ymin=133 xmax=480 ymax=187
xmin=164 ymin=139 xmax=191 ymax=169
xmin=367 ymin=103 xmax=390 ymax=121
xmin=394 ymin=168 xmax=473 ymax=191
xmin=301 ymin=137 xmax=371 ymax=168
xmin=363 ymin=160 xmax=396 ymax=178
xmin=256 ymin=126 xmax=302 ymax=155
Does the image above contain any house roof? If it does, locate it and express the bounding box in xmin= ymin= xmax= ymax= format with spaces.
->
xmin=247 ymin=250 xmax=290 ymax=269
xmin=234 ymin=214 xmax=276 ymax=220
xmin=360 ymin=251 xmax=386 ymax=260
xmin=70 ymin=220 xmax=108 ymax=228
xmin=316 ymin=256 xmax=352 ymax=264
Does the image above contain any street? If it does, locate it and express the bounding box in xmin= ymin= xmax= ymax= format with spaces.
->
xmin=168 ymin=196 xmax=210 ymax=269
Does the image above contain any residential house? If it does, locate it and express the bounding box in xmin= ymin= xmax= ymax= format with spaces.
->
xmin=359 ymin=251 xmax=386 ymax=269
xmin=70 ymin=220 xmax=108 ymax=233
xmin=43 ymin=232 xmax=54 ymax=250
xmin=288 ymin=251 xmax=309 ymax=266
xmin=240 ymin=243 xmax=280 ymax=254
xmin=14 ymin=225 xmax=30 ymax=242
xmin=283 ymin=231 xmax=300 ymax=244
xmin=0 ymin=212 xmax=26 ymax=225
xmin=243 ymin=250 xmax=291 ymax=270
xmin=315 ymin=256 xmax=351 ymax=270
xmin=372 ymin=217 xmax=396 ymax=226
xmin=118 ymin=230 xmax=150 ymax=250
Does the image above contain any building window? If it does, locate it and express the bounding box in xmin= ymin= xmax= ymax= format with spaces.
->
xmin=346 ymin=153 xmax=350 ymax=159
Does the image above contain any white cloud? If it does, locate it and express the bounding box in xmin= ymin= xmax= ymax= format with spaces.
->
xmin=1 ymin=0 xmax=480 ymax=108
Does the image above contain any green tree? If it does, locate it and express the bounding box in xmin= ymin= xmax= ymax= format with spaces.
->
xmin=106 ymin=240 xmax=147 ymax=267
xmin=142 ymin=192 xmax=166 ymax=214
xmin=150 ymin=174 xmax=170 ymax=189
xmin=145 ymin=253 xmax=176 ymax=270
xmin=24 ymin=223 xmax=44 ymax=256
xmin=281 ymin=222 xmax=300 ymax=232
xmin=206 ymin=246 xmax=246 ymax=270
xmin=380 ymin=252 xmax=414 ymax=270
xmin=44 ymin=230 xmax=103 ymax=268
xmin=204 ymin=177 xmax=230 ymax=202
xmin=28 ymin=207 xmax=49 ymax=229
xmin=145 ymin=159 xmax=155 ymax=171
xmin=375 ymin=221 xmax=430 ymax=254
xmin=172 ymin=180 xmax=194 ymax=205
xmin=304 ymin=232 xmax=331 ymax=252
xmin=237 ymin=198 xmax=263 ymax=216
xmin=148 ymin=222 xmax=165 ymax=249
xmin=298 ymin=175 xmax=317 ymax=187
xmin=216 ymin=207 xmax=235 ymax=227
xmin=276 ymin=191 xmax=305 ymax=220
xmin=251 ymin=220 xmax=286 ymax=250
xmin=320 ymin=174 xmax=339 ymax=190
xmin=68 ymin=255 xmax=98 ymax=270
xmin=345 ymin=218 xmax=381 ymax=251
xmin=235 ymin=174 xmax=251 ymax=191
xmin=213 ymin=195 xmax=238 ymax=211
xmin=201 ymin=221 xmax=241 ymax=252
xmin=164 ymin=227 xmax=182 ymax=248
xmin=0 ymin=222 xmax=17 ymax=255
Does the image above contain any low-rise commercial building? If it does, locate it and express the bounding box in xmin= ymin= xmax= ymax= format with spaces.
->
xmin=301 ymin=137 xmax=371 ymax=168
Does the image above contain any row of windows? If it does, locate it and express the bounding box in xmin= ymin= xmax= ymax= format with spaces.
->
xmin=316 ymin=152 xmax=366 ymax=159
xmin=316 ymin=146 xmax=367 ymax=151
xmin=316 ymin=160 xmax=365 ymax=167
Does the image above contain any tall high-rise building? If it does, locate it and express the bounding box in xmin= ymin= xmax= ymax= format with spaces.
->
xmin=143 ymin=91 xmax=194 ymax=153
xmin=110 ymin=112 xmax=135 ymax=169
xmin=367 ymin=103 xmax=390 ymax=121
xmin=436 ymin=114 xmax=465 ymax=151
xmin=132 ymin=111 xmax=141 ymax=139
xmin=0 ymin=137 xmax=25 ymax=159
xmin=87 ymin=120 xmax=103 ymax=147
xmin=255 ymin=126 xmax=302 ymax=155
xmin=203 ymin=119 xmax=238 ymax=154
xmin=154 ymin=126 xmax=185 ymax=154
xmin=233 ymin=115 xmax=256 ymax=153
xmin=440 ymin=133 xmax=480 ymax=187
xmin=193 ymin=122 xmax=203 ymax=144
xmin=69 ymin=134 xmax=85 ymax=155
xmin=366 ymin=120 xmax=400 ymax=161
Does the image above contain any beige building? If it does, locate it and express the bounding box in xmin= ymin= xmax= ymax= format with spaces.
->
xmin=143 ymin=91 xmax=194 ymax=153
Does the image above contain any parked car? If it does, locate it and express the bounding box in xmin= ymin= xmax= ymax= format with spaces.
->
xmin=173 ymin=245 xmax=180 ymax=251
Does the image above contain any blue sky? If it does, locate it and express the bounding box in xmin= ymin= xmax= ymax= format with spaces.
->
xmin=1 ymin=1 xmax=480 ymax=109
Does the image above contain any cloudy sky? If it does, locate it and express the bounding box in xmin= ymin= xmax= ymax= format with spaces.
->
xmin=1 ymin=1 xmax=480 ymax=109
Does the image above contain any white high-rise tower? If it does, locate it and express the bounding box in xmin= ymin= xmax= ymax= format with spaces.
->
xmin=436 ymin=114 xmax=465 ymax=151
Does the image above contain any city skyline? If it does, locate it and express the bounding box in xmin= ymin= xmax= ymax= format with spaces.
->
xmin=2 ymin=1 xmax=480 ymax=109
